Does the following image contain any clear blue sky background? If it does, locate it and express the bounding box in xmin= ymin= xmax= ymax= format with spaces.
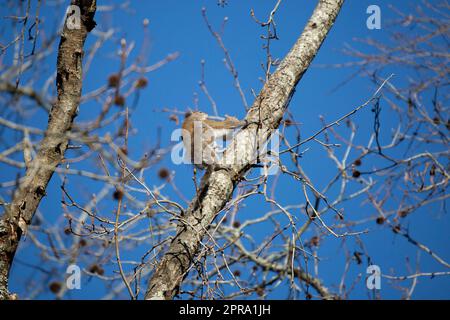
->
xmin=2 ymin=0 xmax=449 ymax=299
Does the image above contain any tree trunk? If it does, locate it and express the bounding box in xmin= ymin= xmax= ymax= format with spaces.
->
xmin=0 ymin=0 xmax=96 ymax=300
xmin=145 ymin=0 xmax=345 ymax=300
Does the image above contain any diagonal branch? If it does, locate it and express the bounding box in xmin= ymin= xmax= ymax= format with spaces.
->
xmin=0 ymin=82 xmax=51 ymax=111
xmin=145 ymin=0 xmax=345 ymax=300
xmin=0 ymin=0 xmax=96 ymax=300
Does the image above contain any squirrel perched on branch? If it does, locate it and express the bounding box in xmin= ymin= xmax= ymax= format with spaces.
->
xmin=181 ymin=111 xmax=246 ymax=169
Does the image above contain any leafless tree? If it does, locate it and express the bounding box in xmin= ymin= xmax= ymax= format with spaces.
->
xmin=0 ymin=0 xmax=448 ymax=300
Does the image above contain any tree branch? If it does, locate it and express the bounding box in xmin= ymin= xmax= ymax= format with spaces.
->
xmin=145 ymin=0 xmax=344 ymax=300
xmin=0 ymin=0 xmax=96 ymax=300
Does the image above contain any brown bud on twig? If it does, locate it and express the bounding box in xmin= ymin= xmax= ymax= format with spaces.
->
xmin=158 ymin=168 xmax=170 ymax=180
xmin=135 ymin=77 xmax=148 ymax=89
xmin=108 ymin=74 xmax=120 ymax=88
xmin=114 ymin=95 xmax=125 ymax=106
xmin=49 ymin=281 xmax=62 ymax=294
xmin=376 ymin=216 xmax=385 ymax=225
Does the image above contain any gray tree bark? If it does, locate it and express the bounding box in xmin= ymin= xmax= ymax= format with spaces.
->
xmin=145 ymin=0 xmax=345 ymax=300
xmin=0 ymin=0 xmax=96 ymax=300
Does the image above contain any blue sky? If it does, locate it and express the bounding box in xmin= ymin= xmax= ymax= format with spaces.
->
xmin=2 ymin=0 xmax=449 ymax=299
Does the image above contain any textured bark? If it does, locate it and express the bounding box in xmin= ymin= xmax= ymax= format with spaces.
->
xmin=145 ymin=0 xmax=345 ymax=300
xmin=0 ymin=0 xmax=96 ymax=300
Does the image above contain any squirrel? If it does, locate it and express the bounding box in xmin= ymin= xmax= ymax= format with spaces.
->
xmin=181 ymin=111 xmax=246 ymax=169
